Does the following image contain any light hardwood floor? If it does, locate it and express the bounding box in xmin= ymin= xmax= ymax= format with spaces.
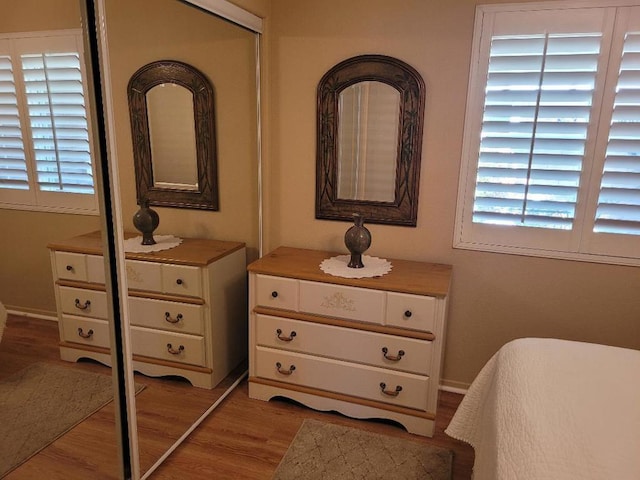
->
xmin=0 ymin=315 xmax=474 ymax=479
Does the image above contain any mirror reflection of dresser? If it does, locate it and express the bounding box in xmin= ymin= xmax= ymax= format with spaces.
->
xmin=48 ymin=231 xmax=247 ymax=389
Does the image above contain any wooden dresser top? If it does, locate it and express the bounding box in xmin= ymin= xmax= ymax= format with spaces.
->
xmin=47 ymin=230 xmax=245 ymax=267
xmin=248 ymin=246 xmax=452 ymax=298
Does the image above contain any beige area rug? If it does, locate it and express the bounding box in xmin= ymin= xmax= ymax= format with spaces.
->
xmin=272 ymin=419 xmax=453 ymax=480
xmin=0 ymin=362 xmax=142 ymax=477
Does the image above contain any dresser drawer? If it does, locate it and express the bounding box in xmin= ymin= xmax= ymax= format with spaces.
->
xmin=162 ymin=264 xmax=202 ymax=297
xmin=59 ymin=286 xmax=108 ymax=319
xmin=128 ymin=296 xmax=204 ymax=335
xmin=126 ymin=260 xmax=202 ymax=298
xmin=131 ymin=326 xmax=205 ymax=367
xmin=255 ymin=314 xmax=432 ymax=375
xmin=55 ymin=252 xmax=105 ymax=284
xmin=386 ymin=292 xmax=436 ymax=333
xmin=255 ymin=274 xmax=298 ymax=311
xmin=255 ymin=346 xmax=429 ymax=411
xmin=299 ymin=280 xmax=385 ymax=324
xmin=60 ymin=315 xmax=110 ymax=348
xmin=126 ymin=259 xmax=161 ymax=291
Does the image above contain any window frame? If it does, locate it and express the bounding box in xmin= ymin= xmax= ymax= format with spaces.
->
xmin=0 ymin=29 xmax=99 ymax=215
xmin=454 ymin=0 xmax=640 ymax=267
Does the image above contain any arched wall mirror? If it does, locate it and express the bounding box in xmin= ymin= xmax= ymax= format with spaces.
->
xmin=316 ymin=55 xmax=426 ymax=226
xmin=128 ymin=60 xmax=219 ymax=210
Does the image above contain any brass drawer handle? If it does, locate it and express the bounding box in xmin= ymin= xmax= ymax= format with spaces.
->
xmin=382 ymin=347 xmax=405 ymax=362
xmin=276 ymin=328 xmax=296 ymax=342
xmin=165 ymin=312 xmax=184 ymax=324
xmin=380 ymin=382 xmax=402 ymax=397
xmin=276 ymin=362 xmax=296 ymax=375
xmin=74 ymin=299 xmax=91 ymax=310
xmin=167 ymin=343 xmax=185 ymax=355
xmin=77 ymin=328 xmax=94 ymax=339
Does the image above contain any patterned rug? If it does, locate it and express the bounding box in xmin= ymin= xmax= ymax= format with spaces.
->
xmin=272 ymin=419 xmax=453 ymax=480
xmin=0 ymin=362 xmax=142 ymax=477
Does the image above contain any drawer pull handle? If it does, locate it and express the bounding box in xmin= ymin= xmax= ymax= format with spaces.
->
xmin=275 ymin=362 xmax=296 ymax=375
xmin=74 ymin=299 xmax=91 ymax=310
xmin=167 ymin=343 xmax=185 ymax=355
xmin=271 ymin=291 xmax=278 ymax=298
xmin=382 ymin=347 xmax=405 ymax=362
xmin=176 ymin=279 xmax=183 ymax=285
xmin=165 ymin=312 xmax=184 ymax=324
xmin=66 ymin=265 xmax=74 ymax=272
xmin=276 ymin=328 xmax=296 ymax=342
xmin=77 ymin=328 xmax=94 ymax=339
xmin=404 ymin=310 xmax=412 ymax=318
xmin=379 ymin=382 xmax=403 ymax=397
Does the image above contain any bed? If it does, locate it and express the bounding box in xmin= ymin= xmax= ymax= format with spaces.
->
xmin=445 ymin=337 xmax=640 ymax=480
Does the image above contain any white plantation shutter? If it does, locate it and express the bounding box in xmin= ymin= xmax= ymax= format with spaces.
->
xmin=0 ymin=30 xmax=97 ymax=213
xmin=594 ymin=32 xmax=640 ymax=235
xmin=0 ymin=54 xmax=28 ymax=191
xmin=22 ymin=52 xmax=94 ymax=195
xmin=456 ymin=3 xmax=640 ymax=265
xmin=474 ymin=33 xmax=601 ymax=230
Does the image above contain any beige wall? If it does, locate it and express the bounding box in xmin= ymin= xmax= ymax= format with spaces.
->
xmin=3 ymin=0 xmax=639 ymax=388
xmin=264 ymin=0 xmax=640 ymax=387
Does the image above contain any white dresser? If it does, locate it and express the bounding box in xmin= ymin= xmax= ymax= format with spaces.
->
xmin=48 ymin=231 xmax=247 ymax=389
xmin=247 ymin=246 xmax=452 ymax=436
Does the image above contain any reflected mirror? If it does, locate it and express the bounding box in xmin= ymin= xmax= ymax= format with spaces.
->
xmin=316 ymin=54 xmax=426 ymax=226
xmin=128 ymin=59 xmax=219 ymax=210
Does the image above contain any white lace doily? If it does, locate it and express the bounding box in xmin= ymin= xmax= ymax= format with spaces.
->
xmin=320 ymin=254 xmax=392 ymax=279
xmin=124 ymin=235 xmax=183 ymax=253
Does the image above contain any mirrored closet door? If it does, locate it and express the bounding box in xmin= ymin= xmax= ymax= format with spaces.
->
xmin=0 ymin=0 xmax=127 ymax=478
xmin=93 ymin=0 xmax=263 ymax=477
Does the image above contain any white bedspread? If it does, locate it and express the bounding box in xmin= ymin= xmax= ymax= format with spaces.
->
xmin=445 ymin=338 xmax=640 ymax=480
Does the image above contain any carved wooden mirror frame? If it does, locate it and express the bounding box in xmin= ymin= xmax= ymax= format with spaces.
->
xmin=316 ymin=54 xmax=425 ymax=226
xmin=128 ymin=60 xmax=219 ymax=210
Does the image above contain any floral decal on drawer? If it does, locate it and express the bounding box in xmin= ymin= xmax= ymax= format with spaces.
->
xmin=127 ymin=265 xmax=143 ymax=283
xmin=321 ymin=292 xmax=355 ymax=312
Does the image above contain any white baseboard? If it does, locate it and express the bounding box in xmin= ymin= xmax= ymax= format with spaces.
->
xmin=439 ymin=384 xmax=468 ymax=395
xmin=6 ymin=309 xmax=58 ymax=322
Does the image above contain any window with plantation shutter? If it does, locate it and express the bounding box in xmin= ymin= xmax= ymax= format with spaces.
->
xmin=0 ymin=30 xmax=97 ymax=214
xmin=455 ymin=2 xmax=640 ymax=266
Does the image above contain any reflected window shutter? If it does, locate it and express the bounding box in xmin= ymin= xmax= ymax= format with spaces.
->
xmin=473 ymin=33 xmax=601 ymax=230
xmin=0 ymin=55 xmax=28 ymax=190
xmin=21 ymin=52 xmax=94 ymax=194
xmin=595 ymin=32 xmax=640 ymax=235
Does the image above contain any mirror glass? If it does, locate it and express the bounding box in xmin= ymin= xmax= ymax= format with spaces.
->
xmin=100 ymin=0 xmax=262 ymax=477
xmin=338 ymin=81 xmax=400 ymax=202
xmin=147 ymin=83 xmax=198 ymax=190
xmin=316 ymin=55 xmax=426 ymax=226
xmin=0 ymin=1 xmax=123 ymax=478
